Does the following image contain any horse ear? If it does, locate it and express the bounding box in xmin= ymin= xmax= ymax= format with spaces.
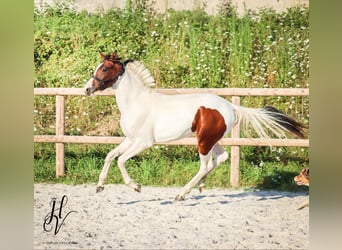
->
xmin=99 ymin=51 xmax=105 ymax=60
xmin=110 ymin=52 xmax=121 ymax=61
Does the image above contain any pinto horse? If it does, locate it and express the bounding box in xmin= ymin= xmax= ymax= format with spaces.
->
xmin=85 ymin=52 xmax=305 ymax=201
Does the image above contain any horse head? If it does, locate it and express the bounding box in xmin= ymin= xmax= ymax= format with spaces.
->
xmin=85 ymin=51 xmax=125 ymax=96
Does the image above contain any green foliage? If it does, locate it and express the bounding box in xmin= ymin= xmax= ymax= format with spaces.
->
xmin=34 ymin=2 xmax=309 ymax=190
xmin=34 ymin=144 xmax=308 ymax=191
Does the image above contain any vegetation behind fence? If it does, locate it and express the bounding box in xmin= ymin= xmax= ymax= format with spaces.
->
xmin=34 ymin=2 xmax=309 ymax=190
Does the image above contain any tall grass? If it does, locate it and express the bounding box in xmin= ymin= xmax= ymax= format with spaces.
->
xmin=34 ymin=1 xmax=309 ymax=190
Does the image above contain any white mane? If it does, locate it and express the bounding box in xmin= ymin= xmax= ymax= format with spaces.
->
xmin=125 ymin=61 xmax=156 ymax=87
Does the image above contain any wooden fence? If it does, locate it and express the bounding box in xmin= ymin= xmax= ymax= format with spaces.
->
xmin=34 ymin=87 xmax=309 ymax=187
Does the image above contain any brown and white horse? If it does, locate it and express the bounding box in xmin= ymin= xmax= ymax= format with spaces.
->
xmin=85 ymin=52 xmax=306 ymax=201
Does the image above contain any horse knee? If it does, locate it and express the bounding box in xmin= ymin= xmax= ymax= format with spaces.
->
xmin=117 ymin=156 xmax=126 ymax=168
xmin=104 ymin=151 xmax=117 ymax=164
xmin=104 ymin=155 xmax=112 ymax=164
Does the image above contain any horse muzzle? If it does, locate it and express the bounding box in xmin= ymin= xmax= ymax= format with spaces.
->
xmin=85 ymin=86 xmax=96 ymax=96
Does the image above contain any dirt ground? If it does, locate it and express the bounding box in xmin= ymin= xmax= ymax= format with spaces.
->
xmin=34 ymin=183 xmax=309 ymax=249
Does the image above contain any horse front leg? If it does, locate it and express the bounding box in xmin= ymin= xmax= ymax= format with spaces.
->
xmin=96 ymin=138 xmax=133 ymax=193
xmin=116 ymin=140 xmax=151 ymax=192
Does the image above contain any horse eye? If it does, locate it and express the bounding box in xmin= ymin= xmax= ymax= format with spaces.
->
xmin=102 ymin=68 xmax=108 ymax=72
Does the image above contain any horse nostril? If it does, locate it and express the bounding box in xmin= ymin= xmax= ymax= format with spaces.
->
xmin=85 ymin=88 xmax=92 ymax=95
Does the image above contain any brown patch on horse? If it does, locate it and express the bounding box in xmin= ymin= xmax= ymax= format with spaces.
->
xmin=191 ymin=106 xmax=227 ymax=155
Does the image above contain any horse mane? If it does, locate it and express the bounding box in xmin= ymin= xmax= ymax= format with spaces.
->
xmin=124 ymin=60 xmax=156 ymax=87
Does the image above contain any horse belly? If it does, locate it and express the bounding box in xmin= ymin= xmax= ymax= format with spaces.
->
xmin=152 ymin=112 xmax=194 ymax=142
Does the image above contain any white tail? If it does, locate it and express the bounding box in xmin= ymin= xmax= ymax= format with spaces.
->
xmin=233 ymin=105 xmax=305 ymax=139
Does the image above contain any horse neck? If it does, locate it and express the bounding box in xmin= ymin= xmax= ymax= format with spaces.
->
xmin=115 ymin=69 xmax=150 ymax=109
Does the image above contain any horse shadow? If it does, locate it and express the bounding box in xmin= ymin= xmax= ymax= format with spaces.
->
xmin=115 ymin=170 xmax=309 ymax=206
xmin=182 ymin=189 xmax=308 ymax=207
xmin=116 ymin=187 xmax=308 ymax=207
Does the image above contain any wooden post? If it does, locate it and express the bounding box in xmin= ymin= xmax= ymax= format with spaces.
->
xmin=55 ymin=95 xmax=65 ymax=177
xmin=230 ymin=96 xmax=241 ymax=187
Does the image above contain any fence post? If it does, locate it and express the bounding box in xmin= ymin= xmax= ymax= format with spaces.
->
xmin=230 ymin=96 xmax=241 ymax=187
xmin=55 ymin=95 xmax=65 ymax=177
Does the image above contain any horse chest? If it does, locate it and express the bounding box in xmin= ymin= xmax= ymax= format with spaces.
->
xmin=119 ymin=107 xmax=152 ymax=137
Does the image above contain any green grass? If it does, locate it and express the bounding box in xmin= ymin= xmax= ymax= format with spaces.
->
xmin=34 ymin=144 xmax=308 ymax=191
xmin=34 ymin=1 xmax=309 ymax=190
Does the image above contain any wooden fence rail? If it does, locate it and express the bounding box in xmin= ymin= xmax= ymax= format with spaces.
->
xmin=34 ymin=88 xmax=309 ymax=187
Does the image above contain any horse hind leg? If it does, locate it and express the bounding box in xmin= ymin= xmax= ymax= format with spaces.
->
xmin=198 ymin=157 xmax=213 ymax=193
xmin=175 ymin=106 xmax=227 ymax=200
xmin=175 ymin=152 xmax=213 ymax=201
xmin=213 ymin=143 xmax=229 ymax=166
xmin=198 ymin=143 xmax=229 ymax=193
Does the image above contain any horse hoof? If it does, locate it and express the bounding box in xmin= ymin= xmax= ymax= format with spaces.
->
xmin=134 ymin=183 xmax=141 ymax=193
xmin=174 ymin=195 xmax=185 ymax=201
xmin=96 ymin=186 xmax=104 ymax=193
xmin=199 ymin=186 xmax=205 ymax=193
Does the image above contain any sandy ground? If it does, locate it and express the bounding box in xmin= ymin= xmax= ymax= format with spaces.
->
xmin=34 ymin=183 xmax=309 ymax=249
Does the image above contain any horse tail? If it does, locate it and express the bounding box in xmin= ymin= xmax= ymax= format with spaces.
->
xmin=232 ymin=105 xmax=306 ymax=139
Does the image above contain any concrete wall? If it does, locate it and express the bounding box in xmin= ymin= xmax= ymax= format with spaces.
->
xmin=34 ymin=0 xmax=309 ymax=15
